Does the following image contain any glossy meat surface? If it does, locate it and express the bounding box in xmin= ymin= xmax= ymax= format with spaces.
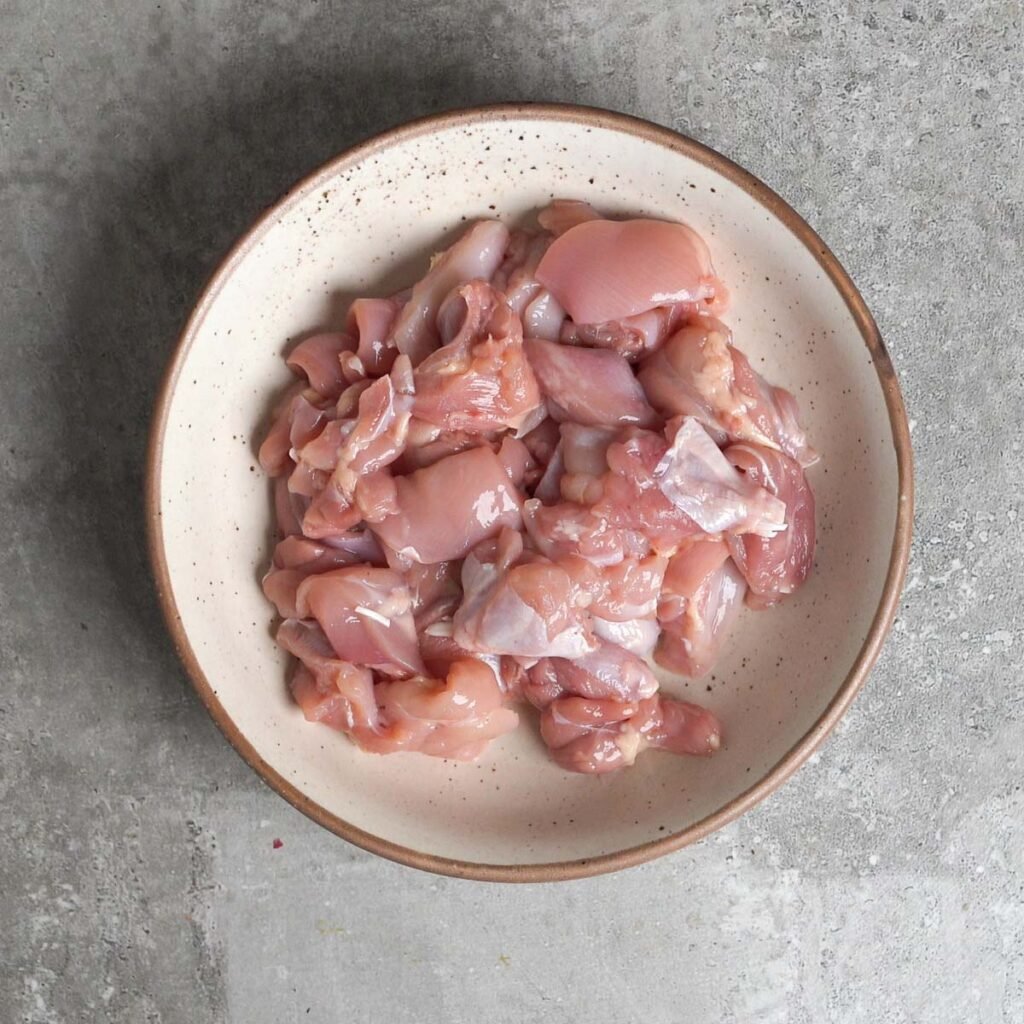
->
xmin=370 ymin=445 xmax=523 ymax=563
xmin=726 ymin=442 xmax=816 ymax=607
xmin=413 ymin=281 xmax=542 ymax=434
xmin=536 ymin=216 xmax=726 ymax=324
xmin=525 ymin=338 xmax=658 ymax=427
xmin=638 ymin=318 xmax=818 ymax=467
xmin=258 ymin=206 xmax=816 ymax=771
xmin=655 ymin=540 xmax=747 ymax=678
xmin=389 ymin=220 xmax=510 ymax=366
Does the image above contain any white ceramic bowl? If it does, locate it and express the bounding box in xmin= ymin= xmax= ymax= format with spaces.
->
xmin=147 ymin=104 xmax=912 ymax=881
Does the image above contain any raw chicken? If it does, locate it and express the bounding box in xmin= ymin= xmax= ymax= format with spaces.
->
xmin=258 ymin=205 xmax=816 ymax=773
xmin=274 ymin=532 xmax=383 ymax=571
xmin=560 ymin=423 xmax=616 ymax=477
xmin=655 ymin=539 xmax=747 ymax=677
xmin=262 ymin=568 xmax=306 ymax=618
xmin=726 ymin=442 xmax=815 ymax=607
xmin=591 ymin=615 xmax=660 ymax=658
xmin=413 ymin=281 xmax=542 ymax=434
xmin=537 ymin=199 xmax=601 ymax=236
xmin=265 ymin=531 xmax=389 ymax=617
xmin=630 ymin=696 xmax=723 ymax=757
xmin=532 ymin=421 xmax=614 ymax=506
xmin=289 ymin=663 xmax=362 ymax=731
xmin=302 ymin=358 xmax=415 ymax=538
xmin=388 ymin=220 xmax=510 ymax=366
xmin=491 ymin=230 xmax=566 ymax=341
xmin=418 ymin=624 xmax=502 ymax=682
xmin=560 ymin=303 xmax=691 ymax=361
xmin=258 ymin=382 xmax=307 ymax=477
xmin=523 ymin=499 xmax=651 ymax=567
xmin=295 ymin=567 xmax=425 ymax=678
xmin=346 ymin=297 xmax=404 ymax=377
xmin=536 ymin=216 xmax=726 ymax=324
xmin=555 ymin=423 xmax=615 ymax=505
xmin=653 ymin=417 xmax=787 ymax=537
xmin=274 ymin=475 xmax=309 ymax=537
xmin=360 ymin=659 xmax=519 ymax=760
xmin=284 ymin=618 xmax=516 ymax=761
xmin=453 ymin=529 xmax=597 ymax=658
xmin=404 ymin=559 xmax=463 ymax=630
xmin=286 ymin=332 xmax=356 ymax=399
xmin=559 ymin=553 xmax=667 ymax=621
xmin=638 ymin=318 xmax=817 ymax=467
xmin=495 ymin=435 xmax=535 ymax=489
xmin=536 ymin=694 xmax=721 ymax=774
xmin=370 ymin=445 xmax=524 ymax=563
xmin=592 ymin=430 xmax=706 ymax=555
xmin=520 ymin=416 xmax=561 ymax=468
xmin=528 ymin=643 xmax=659 ymax=703
xmin=393 ymin=425 xmax=487 ymax=473
xmin=278 ymin=618 xmax=379 ymax=732
xmin=538 ymin=697 xmax=643 ymax=773
xmin=525 ymin=338 xmax=658 ymax=427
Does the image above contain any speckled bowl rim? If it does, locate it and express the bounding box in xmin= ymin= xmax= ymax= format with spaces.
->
xmin=145 ymin=102 xmax=913 ymax=883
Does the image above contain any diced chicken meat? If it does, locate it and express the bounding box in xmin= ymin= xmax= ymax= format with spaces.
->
xmin=726 ymin=442 xmax=816 ymax=607
xmin=258 ymin=205 xmax=816 ymax=771
xmin=638 ymin=318 xmax=818 ymax=467
xmin=536 ymin=215 xmax=727 ymax=324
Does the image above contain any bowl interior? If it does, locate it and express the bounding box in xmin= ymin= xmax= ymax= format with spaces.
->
xmin=152 ymin=108 xmax=905 ymax=875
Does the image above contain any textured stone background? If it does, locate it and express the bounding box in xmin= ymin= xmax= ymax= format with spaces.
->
xmin=2 ymin=1 xmax=1021 ymax=1021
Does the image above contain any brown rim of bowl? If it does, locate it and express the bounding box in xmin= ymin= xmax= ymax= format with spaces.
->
xmin=146 ymin=101 xmax=914 ymax=883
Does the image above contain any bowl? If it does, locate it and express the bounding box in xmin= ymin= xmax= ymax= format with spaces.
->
xmin=146 ymin=103 xmax=912 ymax=881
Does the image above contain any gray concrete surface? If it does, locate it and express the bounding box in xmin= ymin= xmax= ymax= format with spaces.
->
xmin=2 ymin=1 xmax=1021 ymax=1021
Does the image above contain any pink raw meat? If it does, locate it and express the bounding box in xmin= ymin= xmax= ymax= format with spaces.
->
xmin=536 ymin=199 xmax=601 ymax=236
xmin=295 ymin=567 xmax=424 ymax=678
xmin=491 ymin=230 xmax=566 ymax=341
xmin=629 ymin=696 xmax=722 ymax=757
xmin=274 ymin=475 xmax=309 ymax=537
xmin=593 ymin=430 xmax=705 ymax=556
xmin=560 ymin=303 xmax=692 ymax=361
xmin=370 ymin=445 xmax=523 ymax=564
xmin=258 ymin=202 xmax=815 ymax=774
xmin=361 ymin=659 xmax=518 ymax=761
xmin=638 ymin=318 xmax=818 ymax=467
xmin=653 ymin=417 xmax=787 ymax=537
xmin=525 ymin=338 xmax=658 ymax=427
xmin=591 ymin=616 xmax=660 ymax=658
xmin=537 ymin=693 xmax=722 ymax=774
xmin=273 ymin=533 xmax=382 ymax=571
xmin=453 ymin=530 xmax=597 ymax=658
xmin=258 ymin=381 xmax=306 ymax=477
xmin=347 ymin=296 xmax=404 ymax=376
xmin=655 ymin=539 xmax=747 ymax=678
xmin=393 ymin=428 xmax=487 ymax=473
xmin=726 ymin=442 xmax=815 ymax=607
xmin=388 ymin=220 xmax=510 ymax=366
xmin=278 ymin=619 xmax=379 ymax=732
xmin=536 ymin=217 xmax=726 ymax=324
xmin=301 ymin=360 xmax=415 ymax=538
xmin=527 ymin=643 xmax=659 ymax=703
xmin=404 ymin=559 xmax=463 ymax=630
xmin=286 ymin=332 xmax=356 ymax=399
xmin=559 ymin=553 xmax=667 ymax=621
xmin=413 ymin=281 xmax=542 ymax=434
xmin=523 ymin=499 xmax=651 ymax=567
